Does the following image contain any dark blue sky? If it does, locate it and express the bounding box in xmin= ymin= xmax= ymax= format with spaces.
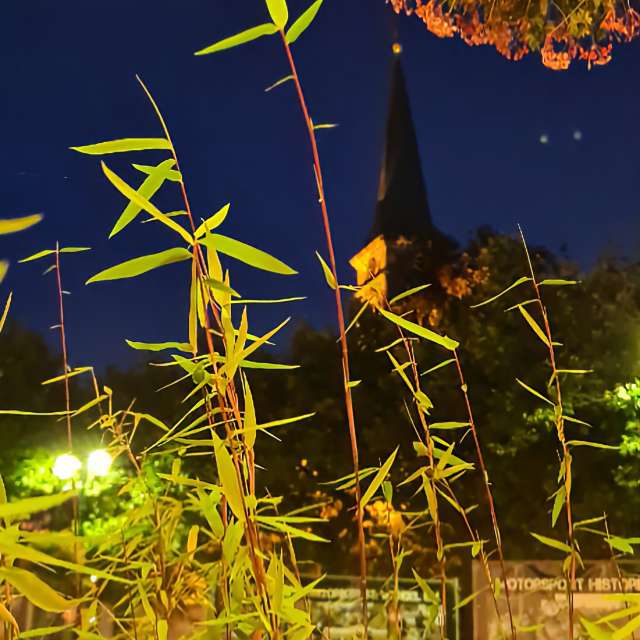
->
xmin=2 ymin=1 xmax=639 ymax=367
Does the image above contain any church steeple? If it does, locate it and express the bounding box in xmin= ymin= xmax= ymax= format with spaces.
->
xmin=369 ymin=46 xmax=433 ymax=242
xmin=350 ymin=43 xmax=451 ymax=310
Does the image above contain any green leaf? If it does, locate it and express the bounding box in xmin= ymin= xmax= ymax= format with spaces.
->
xmin=517 ymin=304 xmax=550 ymax=347
xmin=70 ymin=138 xmax=171 ymax=155
xmin=18 ymin=624 xmax=73 ymax=638
xmin=551 ymin=486 xmax=565 ymax=527
xmin=0 ymin=492 xmax=74 ymax=519
xmin=470 ymin=276 xmax=531 ymax=308
xmin=454 ymin=587 xmax=487 ymax=610
xmin=580 ymin=618 xmax=612 ymax=640
xmin=265 ymin=0 xmax=288 ymax=28
xmin=126 ymin=340 xmax=192 ymax=353
xmin=101 ymin=162 xmax=193 ymax=244
xmin=566 ymin=440 xmax=619 ymax=450
xmin=0 ymin=291 xmax=12 ymax=334
xmin=86 ymin=247 xmax=192 ymax=284
xmin=361 ymin=448 xmax=398 ymax=509
xmin=539 ymin=279 xmax=578 ymax=286
xmin=412 ymin=570 xmax=438 ymax=604
xmin=133 ymin=161 xmax=181 ymax=182
xmin=379 ymin=308 xmax=459 ymax=351
xmin=194 ymin=204 xmax=231 ymax=238
xmin=19 ymin=247 xmax=91 ymax=263
xmin=0 ymin=214 xmax=43 ymax=236
xmin=315 ymin=251 xmax=336 ymax=289
xmin=430 ymin=421 xmax=470 ymax=430
xmin=243 ymin=376 xmax=258 ymax=450
xmin=230 ymin=296 xmax=305 ymax=305
xmin=286 ymin=0 xmax=323 ymax=43
xmin=530 ymin=532 xmax=572 ymax=554
xmin=201 ymin=234 xmax=296 ymax=275
xmin=265 ymin=75 xmax=294 ymax=92
xmin=421 ymin=358 xmax=456 ymax=376
xmin=213 ymin=434 xmax=245 ymax=521
xmin=110 ymin=159 xmax=177 ymax=237
xmin=194 ymin=23 xmax=279 ymax=56
xmin=389 ymin=283 xmax=431 ymax=305
xmin=0 ymin=567 xmax=80 ymax=612
xmin=516 ymin=378 xmax=555 ymax=406
xmin=607 ymin=536 xmax=635 ymax=555
xmin=203 ymin=277 xmax=240 ymax=298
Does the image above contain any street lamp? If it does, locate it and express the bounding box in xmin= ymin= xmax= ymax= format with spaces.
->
xmin=87 ymin=449 xmax=112 ymax=477
xmin=52 ymin=450 xmax=113 ymax=481
xmin=52 ymin=453 xmax=82 ymax=481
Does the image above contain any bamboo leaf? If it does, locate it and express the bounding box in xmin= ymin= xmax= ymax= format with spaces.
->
xmin=265 ymin=75 xmax=294 ymax=92
xmin=471 ymin=276 xmax=532 ymax=308
xmin=243 ymin=375 xmax=258 ymax=450
xmin=430 ymin=421 xmax=470 ymax=430
xmin=213 ymin=434 xmax=245 ymax=521
xmin=86 ymin=248 xmax=192 ymax=284
xmin=421 ymin=358 xmax=456 ymax=376
xmin=530 ymin=532 xmax=572 ymax=553
xmin=286 ymin=0 xmax=323 ymax=43
xmin=389 ymin=283 xmax=431 ymax=305
xmin=539 ymin=279 xmax=578 ymax=286
xmin=133 ymin=162 xmax=181 ymax=182
xmin=125 ymin=340 xmax=191 ymax=353
xmin=200 ymin=234 xmax=296 ymax=275
xmin=551 ymin=486 xmax=565 ymax=527
xmin=194 ymin=204 xmax=231 ymax=238
xmin=0 ymin=599 xmax=18 ymax=633
xmin=0 ymin=214 xmax=43 ymax=236
xmin=18 ymin=625 xmax=74 ymax=638
xmin=516 ymin=378 xmax=555 ymax=406
xmin=566 ymin=440 xmax=619 ymax=450
xmin=0 ymin=291 xmax=12 ymax=334
xmin=230 ymin=296 xmax=305 ymax=304
xmin=41 ymin=367 xmax=93 ymax=386
xmin=19 ymin=247 xmax=91 ymax=263
xmin=70 ymin=138 xmax=170 ymax=155
xmin=315 ymin=251 xmax=336 ymax=289
xmin=517 ymin=304 xmax=550 ymax=347
xmin=0 ymin=492 xmax=74 ymax=519
xmin=0 ymin=261 xmax=8 ymax=284
xmin=379 ymin=308 xmax=459 ymax=351
xmin=454 ymin=587 xmax=487 ymax=610
xmin=186 ymin=525 xmax=199 ymax=554
xmin=194 ymin=23 xmax=279 ymax=56
xmin=580 ymin=618 xmax=612 ymax=640
xmin=361 ymin=448 xmax=398 ymax=509
xmin=110 ymin=159 xmax=176 ymax=237
xmin=101 ymin=162 xmax=193 ymax=244
xmin=0 ymin=567 xmax=80 ymax=612
xmin=265 ymin=0 xmax=288 ymax=28
xmin=203 ymin=277 xmax=240 ymax=298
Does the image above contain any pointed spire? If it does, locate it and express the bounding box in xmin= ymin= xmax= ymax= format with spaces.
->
xmin=368 ymin=45 xmax=434 ymax=241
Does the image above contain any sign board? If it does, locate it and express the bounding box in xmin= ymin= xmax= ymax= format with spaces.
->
xmin=308 ymin=574 xmax=460 ymax=639
xmin=472 ymin=560 xmax=640 ymax=639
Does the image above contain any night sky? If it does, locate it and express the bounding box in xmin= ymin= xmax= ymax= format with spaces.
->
xmin=2 ymin=1 xmax=639 ymax=368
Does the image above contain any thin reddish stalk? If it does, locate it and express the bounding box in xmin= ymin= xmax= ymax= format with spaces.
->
xmin=55 ymin=242 xmax=72 ymax=450
xmin=54 ymin=243 xmax=81 ymax=600
xmin=136 ymin=77 xmax=275 ymax=633
xmin=520 ymin=230 xmax=575 ymax=638
xmin=278 ymin=32 xmax=368 ymax=630
xmin=453 ymin=350 xmax=516 ymax=639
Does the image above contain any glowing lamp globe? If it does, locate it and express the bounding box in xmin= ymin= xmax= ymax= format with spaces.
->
xmin=87 ymin=449 xmax=112 ymax=477
xmin=53 ymin=454 xmax=82 ymax=481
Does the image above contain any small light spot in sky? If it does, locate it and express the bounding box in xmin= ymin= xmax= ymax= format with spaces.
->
xmin=573 ymin=129 xmax=583 ymax=141
xmin=539 ymin=133 xmax=549 ymax=144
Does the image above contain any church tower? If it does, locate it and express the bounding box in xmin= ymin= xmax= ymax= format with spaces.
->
xmin=350 ymin=44 xmax=455 ymax=318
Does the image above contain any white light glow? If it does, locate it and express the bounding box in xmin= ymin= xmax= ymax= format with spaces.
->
xmin=53 ymin=454 xmax=82 ymax=481
xmin=87 ymin=449 xmax=112 ymax=477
